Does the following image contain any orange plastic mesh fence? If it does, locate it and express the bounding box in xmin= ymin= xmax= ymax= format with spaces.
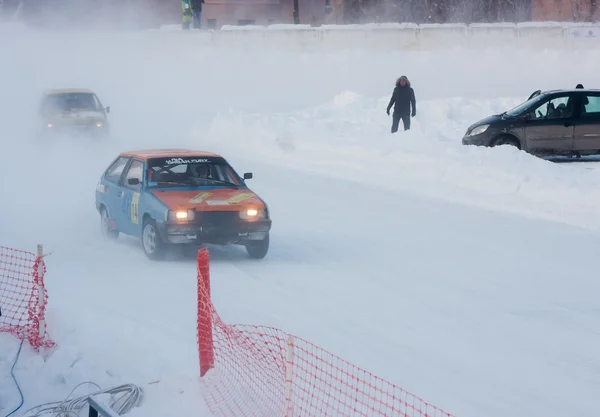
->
xmin=196 ymin=247 xmax=456 ymax=417
xmin=0 ymin=245 xmax=55 ymax=350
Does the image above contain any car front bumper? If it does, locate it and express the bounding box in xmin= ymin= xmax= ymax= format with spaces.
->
xmin=42 ymin=120 xmax=108 ymax=135
xmin=159 ymin=211 xmax=272 ymax=245
xmin=462 ymin=134 xmax=492 ymax=146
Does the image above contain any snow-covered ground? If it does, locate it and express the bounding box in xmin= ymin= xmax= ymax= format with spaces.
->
xmin=1 ymin=24 xmax=600 ymax=417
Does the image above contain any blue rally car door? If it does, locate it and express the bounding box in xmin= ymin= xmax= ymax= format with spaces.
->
xmin=98 ymin=156 xmax=131 ymax=228
xmin=118 ymin=158 xmax=145 ymax=237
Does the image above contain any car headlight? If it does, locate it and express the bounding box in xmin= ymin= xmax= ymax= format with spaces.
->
xmin=95 ymin=120 xmax=104 ymax=128
xmin=239 ymin=208 xmax=266 ymax=220
xmin=469 ymin=124 xmax=490 ymax=136
xmin=168 ymin=209 xmax=195 ymax=222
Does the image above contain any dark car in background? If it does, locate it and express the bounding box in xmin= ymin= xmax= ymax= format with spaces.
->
xmin=462 ymin=88 xmax=600 ymax=157
xmin=38 ymin=88 xmax=110 ymax=138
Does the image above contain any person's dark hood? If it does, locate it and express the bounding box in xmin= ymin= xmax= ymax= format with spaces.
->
xmin=396 ymin=76 xmax=411 ymax=87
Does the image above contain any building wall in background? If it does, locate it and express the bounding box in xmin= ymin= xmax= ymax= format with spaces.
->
xmin=201 ymin=0 xmax=326 ymax=27
xmin=5 ymin=0 xmax=599 ymax=28
xmin=532 ymin=0 xmax=599 ymax=21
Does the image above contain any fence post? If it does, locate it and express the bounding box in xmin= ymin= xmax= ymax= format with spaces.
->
xmin=197 ymin=247 xmax=215 ymax=377
xmin=284 ymin=335 xmax=295 ymax=417
xmin=36 ymin=244 xmax=46 ymax=358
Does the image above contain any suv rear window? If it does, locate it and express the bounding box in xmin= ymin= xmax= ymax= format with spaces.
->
xmin=581 ymin=94 xmax=600 ymax=118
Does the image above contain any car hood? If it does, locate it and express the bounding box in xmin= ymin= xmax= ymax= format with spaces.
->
xmin=150 ymin=188 xmax=265 ymax=211
xmin=468 ymin=113 xmax=503 ymax=130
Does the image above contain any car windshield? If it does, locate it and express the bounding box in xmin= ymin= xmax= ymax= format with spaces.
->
xmin=146 ymin=156 xmax=244 ymax=188
xmin=504 ymin=94 xmax=546 ymax=118
xmin=42 ymin=92 xmax=99 ymax=112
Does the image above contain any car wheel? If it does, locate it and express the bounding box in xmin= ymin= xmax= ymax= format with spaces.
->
xmin=493 ymin=135 xmax=521 ymax=149
xmin=245 ymin=233 xmax=269 ymax=259
xmin=142 ymin=218 xmax=166 ymax=260
xmin=100 ymin=208 xmax=119 ymax=239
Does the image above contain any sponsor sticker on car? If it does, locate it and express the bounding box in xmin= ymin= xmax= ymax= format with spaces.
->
xmin=206 ymin=200 xmax=230 ymax=206
xmin=189 ymin=192 xmax=212 ymax=204
xmin=227 ymin=193 xmax=255 ymax=204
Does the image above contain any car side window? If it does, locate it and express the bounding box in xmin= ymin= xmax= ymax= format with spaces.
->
xmin=104 ymin=157 xmax=129 ymax=184
xmin=123 ymin=159 xmax=144 ymax=191
xmin=531 ymin=95 xmax=574 ymax=120
xmin=580 ymin=94 xmax=600 ymax=118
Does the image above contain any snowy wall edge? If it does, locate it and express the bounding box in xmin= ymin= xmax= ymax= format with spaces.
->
xmin=154 ymin=21 xmax=600 ymax=49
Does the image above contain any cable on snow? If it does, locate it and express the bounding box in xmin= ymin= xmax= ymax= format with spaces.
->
xmin=21 ymin=382 xmax=144 ymax=416
xmin=3 ymin=339 xmax=25 ymax=417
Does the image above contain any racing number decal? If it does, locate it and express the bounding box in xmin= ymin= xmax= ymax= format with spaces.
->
xmin=131 ymin=192 xmax=140 ymax=224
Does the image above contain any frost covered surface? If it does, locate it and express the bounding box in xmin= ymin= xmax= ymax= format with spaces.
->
xmin=318 ymin=22 xmax=420 ymax=30
xmin=267 ymin=24 xmax=314 ymax=30
xmin=1 ymin=24 xmax=600 ymax=417
xmin=221 ymin=24 xmax=267 ymax=31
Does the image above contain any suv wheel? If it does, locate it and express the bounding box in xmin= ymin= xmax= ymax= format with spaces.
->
xmin=494 ymin=135 xmax=521 ymax=149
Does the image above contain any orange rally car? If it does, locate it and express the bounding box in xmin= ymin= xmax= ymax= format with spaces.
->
xmin=95 ymin=149 xmax=272 ymax=260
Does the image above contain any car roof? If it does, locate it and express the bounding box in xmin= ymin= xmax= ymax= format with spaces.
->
xmin=119 ymin=149 xmax=223 ymax=161
xmin=43 ymin=88 xmax=95 ymax=95
xmin=541 ymin=88 xmax=600 ymax=94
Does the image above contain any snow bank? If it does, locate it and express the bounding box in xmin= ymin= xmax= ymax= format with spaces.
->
xmin=0 ymin=334 xmax=212 ymax=416
xmin=201 ymin=92 xmax=600 ymax=233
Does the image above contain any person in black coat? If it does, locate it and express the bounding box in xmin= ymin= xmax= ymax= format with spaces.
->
xmin=190 ymin=0 xmax=205 ymax=29
xmin=386 ymin=76 xmax=416 ymax=133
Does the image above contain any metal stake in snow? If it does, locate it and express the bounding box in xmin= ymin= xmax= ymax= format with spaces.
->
xmin=37 ymin=244 xmax=46 ymax=359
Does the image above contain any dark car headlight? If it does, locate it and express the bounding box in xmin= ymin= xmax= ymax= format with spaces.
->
xmin=467 ymin=124 xmax=490 ymax=136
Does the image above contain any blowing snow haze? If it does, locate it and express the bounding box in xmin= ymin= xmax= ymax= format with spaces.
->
xmin=1 ymin=18 xmax=600 ymax=417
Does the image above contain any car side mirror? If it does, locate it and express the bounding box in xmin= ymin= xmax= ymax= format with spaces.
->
xmin=128 ymin=178 xmax=140 ymax=185
xmin=521 ymin=113 xmax=532 ymax=121
xmin=105 ymin=106 xmax=110 ymax=113
xmin=243 ymin=172 xmax=253 ymax=180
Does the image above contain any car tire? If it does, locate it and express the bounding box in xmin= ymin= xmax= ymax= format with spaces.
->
xmin=142 ymin=218 xmax=166 ymax=260
xmin=493 ymin=135 xmax=521 ymax=149
xmin=245 ymin=233 xmax=269 ymax=259
xmin=100 ymin=208 xmax=119 ymax=240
